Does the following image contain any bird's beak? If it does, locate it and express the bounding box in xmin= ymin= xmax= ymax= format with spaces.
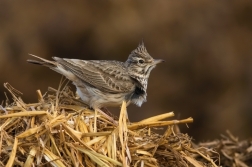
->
xmin=153 ymin=59 xmax=165 ymax=65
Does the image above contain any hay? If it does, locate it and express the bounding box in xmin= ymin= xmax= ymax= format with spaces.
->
xmin=0 ymin=82 xmax=219 ymax=167
xmin=198 ymin=130 xmax=252 ymax=167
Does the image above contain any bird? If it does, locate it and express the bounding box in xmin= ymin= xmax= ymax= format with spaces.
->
xmin=27 ymin=42 xmax=164 ymax=111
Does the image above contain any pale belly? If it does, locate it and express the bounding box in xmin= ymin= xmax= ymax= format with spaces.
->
xmin=75 ymin=84 xmax=131 ymax=109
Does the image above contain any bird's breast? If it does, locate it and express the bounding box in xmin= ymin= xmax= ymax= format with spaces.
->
xmin=134 ymin=86 xmax=145 ymax=96
xmin=129 ymin=86 xmax=147 ymax=107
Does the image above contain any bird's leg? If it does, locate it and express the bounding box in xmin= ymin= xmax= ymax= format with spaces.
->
xmin=95 ymin=108 xmax=118 ymax=125
xmin=100 ymin=107 xmax=118 ymax=120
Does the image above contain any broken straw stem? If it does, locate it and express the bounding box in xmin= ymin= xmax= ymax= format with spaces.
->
xmin=139 ymin=112 xmax=175 ymax=123
xmin=128 ymin=117 xmax=193 ymax=130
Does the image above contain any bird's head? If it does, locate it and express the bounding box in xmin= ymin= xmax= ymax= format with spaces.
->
xmin=125 ymin=42 xmax=164 ymax=79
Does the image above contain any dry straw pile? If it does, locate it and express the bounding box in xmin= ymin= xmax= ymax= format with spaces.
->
xmin=0 ymin=82 xmax=219 ymax=167
xmin=199 ymin=131 xmax=252 ymax=167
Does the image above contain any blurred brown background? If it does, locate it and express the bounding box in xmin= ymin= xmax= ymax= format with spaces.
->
xmin=0 ymin=1 xmax=252 ymax=142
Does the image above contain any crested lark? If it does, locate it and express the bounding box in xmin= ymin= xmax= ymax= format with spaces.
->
xmin=27 ymin=42 xmax=164 ymax=110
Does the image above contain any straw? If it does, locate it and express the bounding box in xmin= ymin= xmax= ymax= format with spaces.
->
xmin=0 ymin=82 xmax=220 ymax=166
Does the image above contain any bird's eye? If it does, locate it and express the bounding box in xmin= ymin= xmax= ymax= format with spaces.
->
xmin=138 ymin=59 xmax=144 ymax=64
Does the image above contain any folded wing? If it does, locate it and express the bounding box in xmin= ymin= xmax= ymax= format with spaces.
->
xmin=53 ymin=57 xmax=135 ymax=93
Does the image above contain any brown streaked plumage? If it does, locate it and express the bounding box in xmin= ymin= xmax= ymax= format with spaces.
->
xmin=27 ymin=42 xmax=164 ymax=110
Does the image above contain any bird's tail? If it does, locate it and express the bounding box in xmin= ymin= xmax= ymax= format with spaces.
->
xmin=27 ymin=54 xmax=57 ymax=68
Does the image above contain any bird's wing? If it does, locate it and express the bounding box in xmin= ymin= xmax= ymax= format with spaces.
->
xmin=53 ymin=57 xmax=135 ymax=93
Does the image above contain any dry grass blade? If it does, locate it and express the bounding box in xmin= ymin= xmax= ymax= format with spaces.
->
xmin=17 ymin=126 xmax=44 ymax=138
xmin=128 ymin=117 xmax=193 ymax=130
xmin=4 ymin=83 xmax=25 ymax=108
xmin=0 ymin=111 xmax=47 ymax=119
xmin=24 ymin=147 xmax=37 ymax=167
xmin=118 ymin=101 xmax=130 ymax=166
xmin=6 ymin=137 xmax=18 ymax=167
xmin=44 ymin=148 xmax=66 ymax=167
xmin=139 ymin=112 xmax=174 ymax=123
xmin=0 ymin=83 xmax=220 ymax=166
xmin=81 ymin=131 xmax=111 ymax=137
xmin=71 ymin=143 xmax=123 ymax=166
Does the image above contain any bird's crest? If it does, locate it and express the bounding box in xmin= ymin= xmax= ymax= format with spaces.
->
xmin=131 ymin=41 xmax=150 ymax=58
